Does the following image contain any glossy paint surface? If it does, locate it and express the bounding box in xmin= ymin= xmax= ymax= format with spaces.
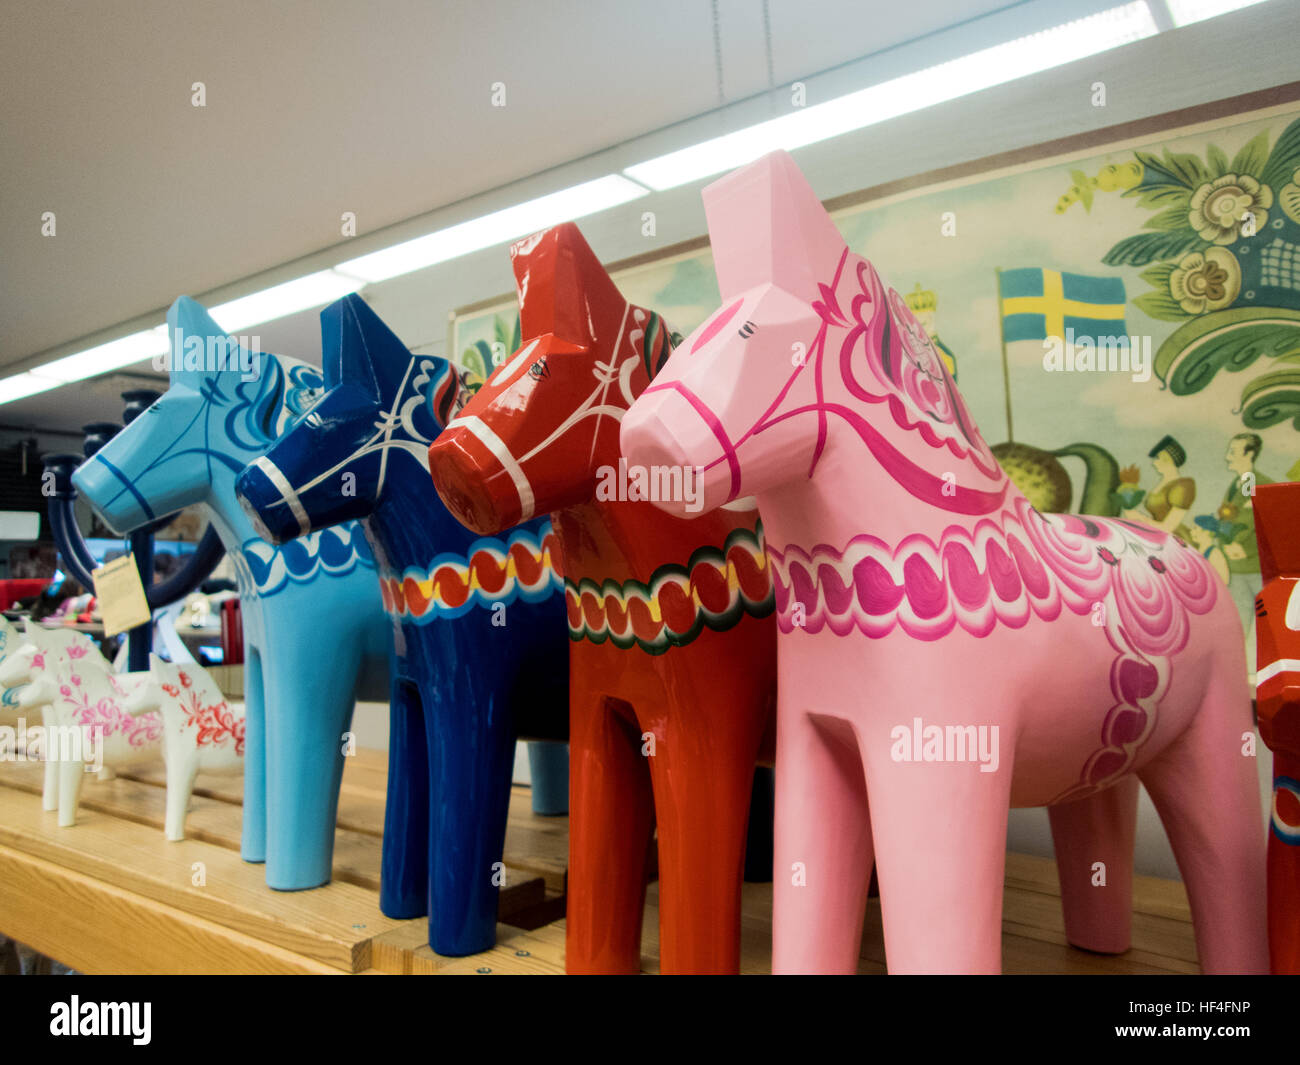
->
xmin=72 ymin=297 xmax=391 ymax=891
xmin=1252 ymin=482 xmax=1300 ymax=972
xmin=620 ymin=150 xmax=1266 ymax=974
xmin=429 ymin=223 xmax=777 ymax=974
xmin=235 ymin=295 xmax=568 ymax=956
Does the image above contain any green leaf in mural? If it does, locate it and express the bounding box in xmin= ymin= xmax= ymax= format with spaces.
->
xmin=1141 ymin=206 xmax=1193 ymax=232
xmin=1162 ymin=150 xmax=1211 ymax=189
xmin=1231 ymin=129 xmax=1271 ymax=179
xmin=1129 ymin=185 xmax=1192 ymax=211
xmin=1207 ymin=143 xmax=1230 ymax=178
xmin=460 ymin=339 xmax=491 ymax=380
xmin=1282 ymin=182 xmax=1300 ymax=226
xmin=1102 ymin=228 xmax=1204 ymax=267
xmin=1138 ymin=262 xmax=1176 ymax=288
xmin=1067 ymin=169 xmax=1094 ymax=212
xmin=1153 ymin=307 xmax=1300 ymax=393
xmin=1262 ymin=116 xmax=1300 ymax=193
xmin=1133 ymin=290 xmax=1190 ymax=322
xmin=1239 ymin=365 xmax=1300 ymax=430
xmin=492 ymin=314 xmax=519 ymax=355
xmin=1133 ymin=150 xmax=1193 ymax=190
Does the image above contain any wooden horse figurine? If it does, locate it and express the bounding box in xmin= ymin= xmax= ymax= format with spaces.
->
xmin=73 ymin=297 xmax=392 ymax=891
xmin=0 ymin=616 xmax=32 ymax=726
xmin=428 ymin=223 xmax=777 ymax=974
xmin=621 ymin=150 xmax=1267 ymax=974
xmin=235 ymin=295 xmax=569 ymax=955
xmin=43 ymin=662 xmax=162 ymax=827
xmin=1251 ymin=481 xmax=1300 ymax=972
xmin=0 ymin=623 xmax=108 ymax=809
xmin=123 ymin=654 xmax=245 ymax=842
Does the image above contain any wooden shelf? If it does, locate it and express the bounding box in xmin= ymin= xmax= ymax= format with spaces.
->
xmin=0 ymin=750 xmax=1200 ymax=974
xmin=0 ymin=749 xmax=567 ymax=974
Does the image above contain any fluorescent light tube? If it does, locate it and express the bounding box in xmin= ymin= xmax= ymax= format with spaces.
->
xmin=0 ymin=373 xmax=62 ymax=405
xmin=208 ymin=269 xmax=362 ymax=333
xmin=31 ymin=329 xmax=169 ymax=383
xmin=337 ymin=174 xmax=650 ymax=283
xmin=1164 ymin=0 xmax=1270 ymax=26
xmin=625 ymin=2 xmax=1160 ymax=191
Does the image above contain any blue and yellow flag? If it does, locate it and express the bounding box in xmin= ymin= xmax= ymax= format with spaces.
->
xmin=999 ymin=268 xmax=1126 ymax=343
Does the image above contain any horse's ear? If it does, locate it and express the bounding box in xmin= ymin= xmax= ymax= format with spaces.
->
xmin=165 ymin=297 xmax=253 ymax=388
xmin=701 ymin=150 xmax=845 ymax=301
xmin=511 ymin=223 xmax=623 ymax=344
xmin=148 ymin=652 xmax=163 ymax=672
xmin=319 ymin=295 xmax=384 ymax=398
xmin=1254 ymin=482 xmax=1300 ymax=584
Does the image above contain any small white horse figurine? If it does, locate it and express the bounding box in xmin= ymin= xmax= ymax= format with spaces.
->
xmin=0 ymin=623 xmax=110 ymax=811
xmin=29 ymin=659 xmax=162 ymax=827
xmin=123 ymin=654 xmax=245 ymax=841
xmin=0 ymin=616 xmax=30 ymax=727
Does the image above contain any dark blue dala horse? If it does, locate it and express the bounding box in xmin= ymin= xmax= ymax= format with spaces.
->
xmin=236 ymin=295 xmax=569 ymax=955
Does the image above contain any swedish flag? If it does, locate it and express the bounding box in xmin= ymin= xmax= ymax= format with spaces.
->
xmin=999 ymin=268 xmax=1126 ymax=343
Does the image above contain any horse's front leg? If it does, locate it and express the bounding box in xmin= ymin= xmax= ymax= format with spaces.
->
xmin=424 ymin=666 xmax=517 ymax=956
xmin=863 ymin=720 xmax=1014 ymax=974
xmin=259 ymin=626 xmax=358 ymax=890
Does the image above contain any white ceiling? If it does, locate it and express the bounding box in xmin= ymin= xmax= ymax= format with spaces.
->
xmin=0 ymin=0 xmax=1016 ymax=375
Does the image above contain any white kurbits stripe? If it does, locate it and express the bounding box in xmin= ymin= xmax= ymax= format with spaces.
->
xmin=252 ymin=456 xmax=310 ymax=538
xmin=446 ymin=415 xmax=536 ymax=520
xmin=1257 ymin=658 xmax=1300 ymax=687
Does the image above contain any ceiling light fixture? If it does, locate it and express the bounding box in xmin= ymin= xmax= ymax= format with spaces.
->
xmin=336 ymin=174 xmax=650 ymax=283
xmin=1163 ymin=0 xmax=1270 ymax=27
xmin=624 ymin=2 xmax=1161 ymax=191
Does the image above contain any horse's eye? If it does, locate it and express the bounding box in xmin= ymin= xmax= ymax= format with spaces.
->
xmin=738 ymin=321 xmax=757 ymax=339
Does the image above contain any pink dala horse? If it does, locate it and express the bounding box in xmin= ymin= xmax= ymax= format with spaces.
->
xmin=620 ymin=149 xmax=1267 ymax=974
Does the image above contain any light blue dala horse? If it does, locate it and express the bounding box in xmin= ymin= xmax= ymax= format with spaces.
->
xmin=72 ymin=297 xmax=391 ymax=891
xmin=235 ymin=295 xmax=569 ymax=954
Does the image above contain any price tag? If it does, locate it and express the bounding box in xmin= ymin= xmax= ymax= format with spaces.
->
xmin=92 ymin=554 xmax=152 ymax=637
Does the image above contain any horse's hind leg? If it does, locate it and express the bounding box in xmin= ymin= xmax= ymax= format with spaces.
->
xmin=1047 ymin=776 xmax=1138 ymax=954
xmin=379 ymin=676 xmax=428 ymax=919
xmin=526 ymin=741 xmax=568 ymax=816
xmin=1138 ymin=662 xmax=1267 ymax=972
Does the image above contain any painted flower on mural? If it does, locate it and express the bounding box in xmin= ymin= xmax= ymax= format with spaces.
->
xmin=1188 ymin=173 xmax=1272 ymax=244
xmin=1217 ymin=500 xmax=1241 ymax=523
xmin=1168 ymin=248 xmax=1241 ymax=314
xmin=1074 ymin=115 xmax=1300 ymax=432
xmin=1281 ymin=167 xmax=1300 ymax=226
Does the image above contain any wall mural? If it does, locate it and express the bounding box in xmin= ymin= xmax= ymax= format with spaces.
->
xmin=455 ymin=101 xmax=1300 ymax=654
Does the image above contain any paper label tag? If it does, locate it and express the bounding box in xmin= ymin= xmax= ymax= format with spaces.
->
xmin=92 ymin=554 xmax=152 ymax=637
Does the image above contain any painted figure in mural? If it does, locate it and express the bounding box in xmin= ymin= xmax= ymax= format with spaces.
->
xmin=1125 ymin=434 xmax=1196 ymax=537
xmin=621 ymin=149 xmax=1267 ymax=974
xmin=235 ymin=295 xmax=570 ymax=956
xmin=1218 ymin=433 xmax=1274 ymax=655
xmin=429 ymin=222 xmax=777 ymax=975
xmin=72 ymin=298 xmax=392 ymax=892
